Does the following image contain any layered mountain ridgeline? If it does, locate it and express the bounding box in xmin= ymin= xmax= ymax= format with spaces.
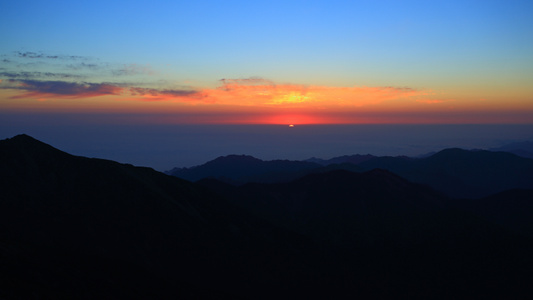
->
xmin=166 ymin=154 xmax=321 ymax=184
xmin=356 ymin=148 xmax=533 ymax=198
xmin=169 ymin=149 xmax=533 ymax=198
xmin=2 ymin=134 xmax=533 ymax=298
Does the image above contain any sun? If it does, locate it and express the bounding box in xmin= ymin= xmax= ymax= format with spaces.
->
xmin=289 ymin=124 xmax=294 ymax=127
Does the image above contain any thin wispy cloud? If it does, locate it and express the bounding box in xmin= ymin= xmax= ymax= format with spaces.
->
xmin=1 ymin=51 xmax=156 ymax=83
xmin=16 ymin=51 xmax=87 ymax=60
xmin=2 ymin=78 xmax=202 ymax=102
xmin=1 ymin=51 xmax=431 ymax=108
xmin=2 ymin=75 xmax=430 ymax=108
xmin=66 ymin=62 xmax=102 ymax=71
xmin=112 ymin=64 xmax=155 ymax=76
xmin=129 ymin=87 xmax=203 ymax=101
xmin=8 ymin=80 xmax=123 ymax=99
xmin=0 ymin=71 xmax=84 ymax=80
xmin=200 ymin=78 xmax=430 ymax=107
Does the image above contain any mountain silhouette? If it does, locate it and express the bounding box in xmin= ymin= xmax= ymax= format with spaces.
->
xmin=453 ymin=189 xmax=533 ymax=237
xmin=0 ymin=134 xmax=313 ymax=299
xmin=199 ymin=168 xmax=448 ymax=245
xmin=166 ymin=154 xmax=320 ymax=184
xmin=170 ymin=148 xmax=533 ymax=198
xmin=199 ymin=169 xmax=533 ymax=298
xmin=356 ymin=148 xmax=533 ymax=198
xmin=2 ymin=134 xmax=533 ymax=298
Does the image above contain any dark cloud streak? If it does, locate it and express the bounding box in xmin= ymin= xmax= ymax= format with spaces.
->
xmin=3 ymin=79 xmax=201 ymax=100
xmin=66 ymin=62 xmax=102 ymax=71
xmin=0 ymin=71 xmax=84 ymax=80
xmin=129 ymin=87 xmax=200 ymax=97
xmin=7 ymin=80 xmax=123 ymax=99
xmin=16 ymin=51 xmax=87 ymax=60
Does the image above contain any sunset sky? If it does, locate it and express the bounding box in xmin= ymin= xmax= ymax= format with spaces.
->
xmin=2 ymin=0 xmax=532 ymax=125
xmin=1 ymin=1 xmax=533 ymax=169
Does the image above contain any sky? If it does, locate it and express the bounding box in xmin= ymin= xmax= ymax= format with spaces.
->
xmin=1 ymin=0 xmax=533 ymax=169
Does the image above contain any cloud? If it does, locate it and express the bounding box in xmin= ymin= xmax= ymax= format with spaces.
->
xmin=197 ymin=78 xmax=430 ymax=107
xmin=218 ymin=77 xmax=275 ymax=90
xmin=16 ymin=51 xmax=86 ymax=60
xmin=2 ymin=75 xmax=430 ymax=109
xmin=66 ymin=62 xmax=101 ymax=71
xmin=7 ymin=80 xmax=123 ymax=99
xmin=112 ymin=64 xmax=155 ymax=76
xmin=2 ymin=51 xmax=158 ymax=84
xmin=2 ymin=78 xmax=203 ymax=101
xmin=0 ymin=71 xmax=84 ymax=80
xmin=129 ymin=87 xmax=204 ymax=102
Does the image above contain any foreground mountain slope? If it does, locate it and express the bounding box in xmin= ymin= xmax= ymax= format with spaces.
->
xmin=0 ymin=135 xmax=312 ymax=299
xmin=453 ymin=189 xmax=533 ymax=237
xmin=199 ymin=170 xmax=533 ymax=298
xmin=2 ymin=135 xmax=533 ymax=298
xmin=202 ymin=169 xmax=450 ymax=248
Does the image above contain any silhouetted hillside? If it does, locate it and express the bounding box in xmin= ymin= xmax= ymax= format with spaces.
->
xmin=199 ymin=169 xmax=533 ymax=298
xmin=2 ymin=135 xmax=533 ymax=298
xmin=166 ymin=154 xmax=320 ymax=183
xmin=453 ymin=189 xmax=533 ymax=237
xmin=0 ymin=135 xmax=312 ymax=299
xmin=356 ymin=148 xmax=533 ymax=198
xmin=200 ymin=169 xmax=448 ymax=244
xmin=167 ymin=149 xmax=533 ymax=198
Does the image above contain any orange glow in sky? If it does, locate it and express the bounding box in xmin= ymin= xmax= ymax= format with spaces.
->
xmin=1 ymin=77 xmax=533 ymax=124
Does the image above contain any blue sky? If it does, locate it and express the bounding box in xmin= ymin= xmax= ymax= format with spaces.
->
xmin=3 ymin=0 xmax=532 ymax=88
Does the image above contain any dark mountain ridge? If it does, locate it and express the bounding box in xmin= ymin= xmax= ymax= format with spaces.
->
xmin=0 ymin=135 xmax=313 ymax=298
xmin=357 ymin=148 xmax=533 ymax=198
xmin=199 ymin=168 xmax=449 ymax=245
xmin=2 ymin=134 xmax=533 ymax=298
xmin=166 ymin=154 xmax=320 ymax=184
xmin=171 ymin=148 xmax=533 ymax=198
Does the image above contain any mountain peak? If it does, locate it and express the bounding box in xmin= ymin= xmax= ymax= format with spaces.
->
xmin=2 ymin=134 xmax=55 ymax=147
xmin=6 ymin=133 xmax=38 ymax=143
xmin=212 ymin=154 xmax=262 ymax=163
xmin=1 ymin=134 xmax=71 ymax=165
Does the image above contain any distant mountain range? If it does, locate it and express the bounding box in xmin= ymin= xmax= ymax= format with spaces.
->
xmin=2 ymin=134 xmax=533 ymax=298
xmin=167 ymin=148 xmax=533 ymax=198
xmin=490 ymin=140 xmax=533 ymax=159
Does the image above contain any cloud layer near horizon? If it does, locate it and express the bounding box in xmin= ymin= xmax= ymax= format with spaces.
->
xmin=1 ymin=77 xmax=430 ymax=109
xmin=2 ymin=51 xmax=531 ymax=124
